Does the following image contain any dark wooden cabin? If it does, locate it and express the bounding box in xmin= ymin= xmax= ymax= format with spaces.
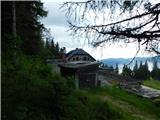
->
xmin=58 ymin=62 xmax=100 ymax=89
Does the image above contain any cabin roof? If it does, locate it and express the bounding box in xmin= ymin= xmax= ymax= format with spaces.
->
xmin=66 ymin=48 xmax=96 ymax=61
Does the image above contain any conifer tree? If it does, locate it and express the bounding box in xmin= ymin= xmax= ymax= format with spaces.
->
xmin=122 ymin=65 xmax=132 ymax=77
xmin=133 ymin=61 xmax=138 ymax=72
xmin=2 ymin=1 xmax=48 ymax=56
xmin=133 ymin=61 xmax=138 ymax=78
xmin=144 ymin=60 xmax=150 ymax=78
xmin=115 ymin=64 xmax=119 ymax=74
xmin=55 ymin=42 xmax=60 ymax=56
xmin=45 ymin=38 xmax=50 ymax=50
xmin=151 ymin=61 xmax=160 ymax=80
xmin=50 ymin=39 xmax=55 ymax=55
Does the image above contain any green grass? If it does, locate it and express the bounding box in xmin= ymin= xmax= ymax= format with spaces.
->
xmin=87 ymin=86 xmax=160 ymax=120
xmin=143 ymin=78 xmax=160 ymax=90
xmin=61 ymin=90 xmax=125 ymax=120
xmin=53 ymin=88 xmax=142 ymax=120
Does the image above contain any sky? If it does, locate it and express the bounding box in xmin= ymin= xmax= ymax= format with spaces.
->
xmin=41 ymin=0 xmax=156 ymax=60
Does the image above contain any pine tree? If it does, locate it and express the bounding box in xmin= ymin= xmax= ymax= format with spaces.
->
xmin=151 ymin=61 xmax=159 ymax=80
xmin=122 ymin=65 xmax=132 ymax=77
xmin=122 ymin=64 xmax=127 ymax=76
xmin=45 ymin=38 xmax=50 ymax=50
xmin=122 ymin=64 xmax=126 ymax=76
xmin=133 ymin=61 xmax=138 ymax=72
xmin=55 ymin=42 xmax=60 ymax=56
xmin=16 ymin=1 xmax=47 ymax=55
xmin=143 ymin=60 xmax=150 ymax=79
xmin=2 ymin=1 xmax=48 ymax=57
xmin=115 ymin=64 xmax=119 ymax=74
xmin=136 ymin=61 xmax=143 ymax=79
xmin=135 ymin=61 xmax=150 ymax=80
xmin=133 ymin=60 xmax=138 ymax=78
xmin=109 ymin=66 xmax=114 ymax=73
xmin=104 ymin=64 xmax=109 ymax=68
xmin=50 ymin=39 xmax=55 ymax=55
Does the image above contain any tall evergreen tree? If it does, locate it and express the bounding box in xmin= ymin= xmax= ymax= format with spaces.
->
xmin=2 ymin=2 xmax=13 ymax=58
xmin=50 ymin=39 xmax=55 ymax=55
xmin=133 ymin=61 xmax=138 ymax=78
xmin=122 ymin=65 xmax=132 ymax=77
xmin=133 ymin=61 xmax=138 ymax=72
xmin=108 ymin=65 xmax=114 ymax=73
xmin=2 ymin=1 xmax=48 ymax=57
xmin=135 ymin=61 xmax=150 ymax=80
xmin=136 ymin=61 xmax=144 ymax=79
xmin=151 ymin=61 xmax=160 ymax=80
xmin=45 ymin=38 xmax=50 ymax=50
xmin=55 ymin=42 xmax=60 ymax=56
xmin=115 ymin=64 xmax=119 ymax=74
xmin=143 ymin=60 xmax=150 ymax=78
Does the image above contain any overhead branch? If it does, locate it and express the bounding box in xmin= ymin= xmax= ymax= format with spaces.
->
xmin=63 ymin=1 xmax=160 ymax=55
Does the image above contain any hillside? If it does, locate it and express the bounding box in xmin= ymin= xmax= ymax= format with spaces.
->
xmin=85 ymin=86 xmax=160 ymax=120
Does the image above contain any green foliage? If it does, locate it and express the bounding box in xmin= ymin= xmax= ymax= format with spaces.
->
xmin=121 ymin=65 xmax=132 ymax=77
xmin=1 ymin=53 xmax=128 ymax=120
xmin=151 ymin=61 xmax=160 ymax=80
xmin=43 ymin=38 xmax=65 ymax=59
xmin=143 ymin=78 xmax=160 ymax=90
xmin=153 ymin=98 xmax=160 ymax=107
xmin=66 ymin=76 xmax=76 ymax=89
xmin=115 ymin=64 xmax=119 ymax=74
xmin=135 ymin=61 xmax=150 ymax=79
xmin=2 ymin=1 xmax=48 ymax=56
xmin=122 ymin=60 xmax=160 ymax=80
xmin=1 ymin=54 xmax=69 ymax=120
xmin=60 ymin=90 xmax=123 ymax=120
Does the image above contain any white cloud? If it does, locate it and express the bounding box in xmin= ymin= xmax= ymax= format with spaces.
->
xmin=41 ymin=2 xmax=68 ymax=27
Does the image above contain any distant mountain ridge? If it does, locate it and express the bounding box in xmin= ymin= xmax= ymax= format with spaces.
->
xmin=100 ymin=56 xmax=160 ymax=71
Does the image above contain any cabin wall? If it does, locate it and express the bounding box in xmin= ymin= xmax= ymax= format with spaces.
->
xmin=77 ymin=65 xmax=98 ymax=88
xmin=60 ymin=67 xmax=76 ymax=77
xmin=78 ymin=72 xmax=96 ymax=88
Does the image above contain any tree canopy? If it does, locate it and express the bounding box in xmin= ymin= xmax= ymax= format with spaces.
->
xmin=2 ymin=1 xmax=47 ymax=56
xmin=62 ymin=0 xmax=160 ymax=55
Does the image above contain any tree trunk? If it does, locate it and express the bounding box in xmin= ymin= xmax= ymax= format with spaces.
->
xmin=12 ymin=1 xmax=17 ymax=64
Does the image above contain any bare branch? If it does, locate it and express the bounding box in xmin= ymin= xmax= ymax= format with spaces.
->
xmin=62 ymin=0 xmax=160 ymax=55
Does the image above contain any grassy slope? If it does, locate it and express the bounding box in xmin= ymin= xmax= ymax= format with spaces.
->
xmin=143 ymin=79 xmax=160 ymax=90
xmin=86 ymin=86 xmax=160 ymax=120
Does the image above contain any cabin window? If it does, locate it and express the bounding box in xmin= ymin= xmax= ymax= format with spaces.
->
xmin=88 ymin=58 xmax=90 ymax=61
xmin=83 ymin=57 xmax=87 ymax=61
xmin=72 ymin=57 xmax=75 ymax=61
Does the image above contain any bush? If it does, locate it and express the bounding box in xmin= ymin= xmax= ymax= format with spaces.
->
xmin=1 ymin=55 xmax=71 ymax=120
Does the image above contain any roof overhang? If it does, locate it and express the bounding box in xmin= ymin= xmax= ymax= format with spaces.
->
xmin=58 ymin=61 xmax=101 ymax=69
